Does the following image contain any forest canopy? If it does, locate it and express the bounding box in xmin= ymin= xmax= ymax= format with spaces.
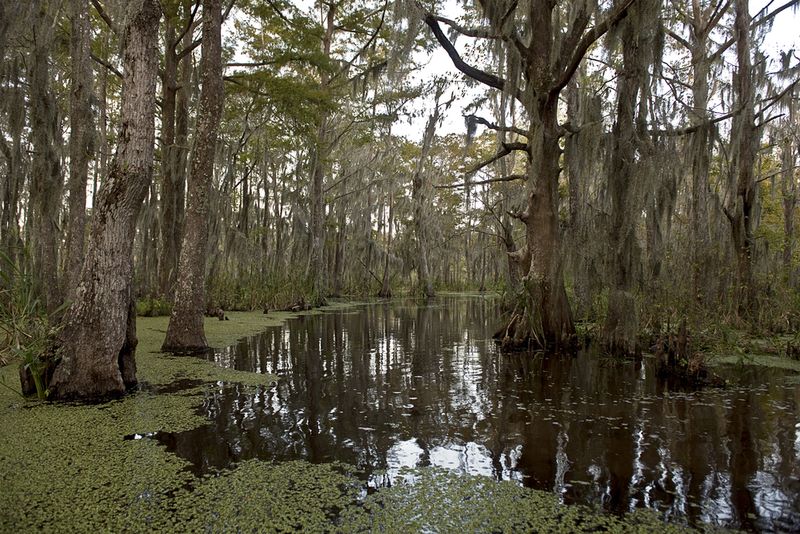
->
xmin=0 ymin=0 xmax=799 ymax=398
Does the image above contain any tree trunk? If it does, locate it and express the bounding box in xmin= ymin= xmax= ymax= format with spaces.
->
xmin=689 ymin=43 xmax=712 ymax=304
xmin=309 ymin=3 xmax=337 ymax=304
xmin=781 ymin=126 xmax=797 ymax=286
xmin=378 ymin=191 xmax=394 ymax=298
xmin=332 ymin=192 xmax=346 ymax=296
xmin=63 ymin=0 xmax=95 ymax=299
xmin=603 ymin=11 xmax=645 ymax=355
xmin=517 ymin=100 xmax=575 ymax=349
xmin=28 ymin=0 xmax=63 ymax=312
xmin=159 ymin=15 xmax=179 ymax=296
xmin=412 ymin=85 xmax=442 ymax=299
xmin=726 ymin=0 xmax=757 ymax=317
xmin=0 ymin=62 xmax=25 ymax=262
xmin=48 ymin=0 xmax=162 ymax=400
xmin=159 ymin=8 xmax=193 ymax=297
xmin=162 ymin=0 xmax=224 ymax=352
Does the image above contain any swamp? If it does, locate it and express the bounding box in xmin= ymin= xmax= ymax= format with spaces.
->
xmin=1 ymin=0 xmax=800 ymax=532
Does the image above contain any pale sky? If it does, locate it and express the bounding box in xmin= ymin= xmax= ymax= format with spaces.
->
xmin=395 ymin=0 xmax=800 ymax=141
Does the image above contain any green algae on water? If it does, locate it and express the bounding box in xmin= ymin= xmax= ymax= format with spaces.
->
xmin=338 ymin=467 xmax=697 ymax=533
xmin=0 ymin=305 xmax=723 ymax=532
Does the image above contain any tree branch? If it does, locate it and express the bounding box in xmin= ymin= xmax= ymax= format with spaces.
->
xmin=708 ymin=0 xmax=799 ymax=64
xmin=90 ymin=0 xmax=119 ymax=35
xmin=174 ymin=0 xmax=201 ymax=47
xmin=665 ymin=28 xmax=691 ymax=51
xmin=421 ymin=12 xmax=523 ymax=103
xmin=435 ymin=174 xmax=526 ymax=189
xmin=90 ymin=52 xmax=122 ymax=79
xmin=431 ymin=14 xmax=497 ymax=39
xmin=463 ymin=142 xmax=529 ymax=176
xmin=332 ymin=1 xmax=386 ymax=82
xmin=177 ymin=38 xmax=202 ymax=61
xmin=468 ymin=115 xmax=528 ymax=138
xmin=551 ymin=0 xmax=637 ymax=97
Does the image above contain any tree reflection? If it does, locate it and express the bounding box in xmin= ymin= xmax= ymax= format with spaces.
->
xmin=154 ymin=296 xmax=800 ymax=531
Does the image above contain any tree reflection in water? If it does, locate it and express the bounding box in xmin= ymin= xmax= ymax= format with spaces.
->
xmin=153 ymin=296 xmax=800 ymax=531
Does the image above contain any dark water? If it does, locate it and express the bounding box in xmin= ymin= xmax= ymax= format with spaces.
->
xmin=154 ymin=297 xmax=800 ymax=531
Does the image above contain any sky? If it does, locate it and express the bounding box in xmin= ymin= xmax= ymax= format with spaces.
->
xmin=394 ymin=0 xmax=800 ymax=141
xmin=223 ymin=1 xmax=799 ymax=142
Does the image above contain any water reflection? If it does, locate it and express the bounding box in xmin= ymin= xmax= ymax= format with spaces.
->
xmin=155 ymin=297 xmax=800 ymax=531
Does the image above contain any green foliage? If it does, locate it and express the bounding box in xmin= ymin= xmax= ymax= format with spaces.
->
xmin=339 ymin=467 xmax=693 ymax=533
xmin=0 ymin=251 xmax=64 ymax=399
xmin=135 ymin=297 xmax=172 ymax=317
xmin=207 ymin=271 xmax=315 ymax=311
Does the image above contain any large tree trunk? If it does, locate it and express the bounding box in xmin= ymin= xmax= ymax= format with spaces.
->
xmin=726 ymin=0 xmax=757 ymax=317
xmin=162 ymin=0 xmax=223 ymax=352
xmin=516 ymin=99 xmax=575 ymax=349
xmin=159 ymin=15 xmax=179 ymax=296
xmin=28 ymin=0 xmax=63 ymax=312
xmin=603 ymin=10 xmax=647 ymax=355
xmin=689 ymin=38 xmax=712 ymax=304
xmin=308 ymin=3 xmax=337 ymax=304
xmin=48 ymin=0 xmax=162 ymax=400
xmin=63 ymin=0 xmax=95 ymax=298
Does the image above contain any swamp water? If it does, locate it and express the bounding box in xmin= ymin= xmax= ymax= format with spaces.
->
xmin=151 ymin=296 xmax=799 ymax=532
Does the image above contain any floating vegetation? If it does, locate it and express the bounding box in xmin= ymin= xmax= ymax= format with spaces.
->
xmin=338 ymin=467 xmax=695 ymax=533
xmin=0 ymin=305 xmax=789 ymax=531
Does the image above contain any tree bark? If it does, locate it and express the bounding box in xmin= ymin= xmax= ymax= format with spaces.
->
xmin=309 ymin=3 xmax=337 ymax=304
xmin=781 ymin=123 xmax=797 ymax=286
xmin=28 ymin=0 xmax=63 ymax=312
xmin=162 ymin=0 xmax=224 ymax=352
xmin=378 ymin=189 xmax=394 ymax=298
xmin=603 ymin=8 xmax=647 ymax=355
xmin=159 ymin=15 xmax=179 ymax=296
xmin=48 ymin=0 xmax=162 ymax=400
xmin=726 ymin=0 xmax=757 ymax=316
xmin=516 ymin=98 xmax=575 ymax=349
xmin=64 ymin=0 xmax=95 ymax=300
xmin=688 ymin=25 xmax=712 ymax=304
xmin=412 ymin=85 xmax=442 ymax=299
xmin=159 ymin=6 xmax=193 ymax=297
xmin=0 ymin=61 xmax=25 ymax=262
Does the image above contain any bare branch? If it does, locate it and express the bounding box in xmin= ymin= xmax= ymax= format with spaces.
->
xmin=464 ymin=142 xmax=529 ymax=176
xmin=468 ymin=115 xmax=528 ymax=138
xmin=665 ymin=28 xmax=691 ymax=51
xmin=332 ymin=1 xmax=386 ymax=82
xmin=174 ymin=0 xmax=201 ymax=47
xmin=709 ymin=0 xmax=799 ymax=64
xmin=90 ymin=52 xmax=122 ymax=79
xmin=177 ymin=38 xmax=202 ymax=61
xmin=421 ymin=11 xmax=523 ymax=102
xmin=431 ymin=14 xmax=497 ymax=39
xmin=90 ymin=0 xmax=119 ymax=35
xmin=435 ymin=174 xmax=526 ymax=189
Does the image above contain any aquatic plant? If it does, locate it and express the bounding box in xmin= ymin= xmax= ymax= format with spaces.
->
xmin=0 ymin=251 xmax=64 ymax=398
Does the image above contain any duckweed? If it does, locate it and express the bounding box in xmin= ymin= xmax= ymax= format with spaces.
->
xmin=338 ymin=467 xmax=696 ymax=533
xmin=0 ymin=307 xmax=709 ymax=532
